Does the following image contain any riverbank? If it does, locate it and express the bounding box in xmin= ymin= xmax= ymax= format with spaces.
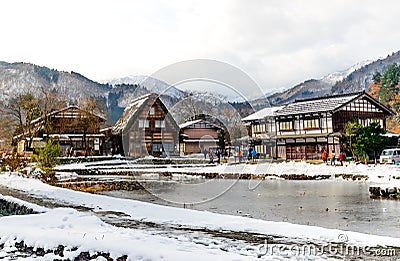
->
xmin=0 ymin=173 xmax=400 ymax=260
xmin=53 ymin=159 xmax=400 ymax=183
xmin=2 ymin=160 xmax=400 ymax=259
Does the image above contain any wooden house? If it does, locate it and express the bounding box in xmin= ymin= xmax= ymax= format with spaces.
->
xmin=179 ymin=117 xmax=228 ymax=154
xmin=18 ymin=105 xmax=106 ymax=156
xmin=242 ymin=91 xmax=394 ymax=160
xmin=241 ymin=105 xmax=284 ymax=158
xmin=112 ymin=93 xmax=180 ymax=157
xmin=274 ymin=91 xmax=394 ymax=160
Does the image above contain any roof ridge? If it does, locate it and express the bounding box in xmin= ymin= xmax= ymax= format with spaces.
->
xmin=293 ymin=91 xmax=363 ymax=103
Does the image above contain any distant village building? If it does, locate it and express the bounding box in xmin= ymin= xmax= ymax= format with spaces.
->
xmin=243 ymin=92 xmax=394 ymax=160
xmin=112 ymin=93 xmax=180 ymax=157
xmin=241 ymin=106 xmax=284 ymax=158
xmin=16 ymin=105 xmax=106 ymax=156
xmin=179 ymin=116 xmax=228 ymax=154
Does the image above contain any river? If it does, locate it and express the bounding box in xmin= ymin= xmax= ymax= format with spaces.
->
xmin=102 ymin=178 xmax=400 ymax=238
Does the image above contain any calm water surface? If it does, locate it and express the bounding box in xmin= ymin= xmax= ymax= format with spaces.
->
xmin=103 ymin=179 xmax=400 ymax=238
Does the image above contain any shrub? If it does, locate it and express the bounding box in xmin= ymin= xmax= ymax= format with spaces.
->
xmin=31 ymin=140 xmax=60 ymax=182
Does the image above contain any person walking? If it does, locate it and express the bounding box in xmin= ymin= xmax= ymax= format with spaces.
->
xmin=330 ymin=150 xmax=336 ymax=165
xmin=203 ymin=148 xmax=208 ymax=159
xmin=243 ymin=148 xmax=248 ymax=162
xmin=251 ymin=148 xmax=257 ymax=162
xmin=248 ymin=148 xmax=252 ymax=161
xmin=209 ymin=151 xmax=214 ymax=164
xmin=322 ymin=149 xmax=327 ymax=165
xmin=339 ymin=151 xmax=344 ymax=166
xmin=216 ymin=149 xmax=221 ymax=164
xmin=238 ymin=149 xmax=243 ymax=163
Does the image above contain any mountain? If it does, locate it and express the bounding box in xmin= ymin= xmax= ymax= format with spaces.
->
xmin=252 ymin=51 xmax=400 ymax=109
xmin=332 ymin=50 xmax=400 ymax=94
xmin=0 ymin=62 xmax=112 ymax=103
xmin=322 ymin=60 xmax=373 ymax=85
xmin=104 ymin=75 xmax=185 ymax=99
xmin=264 ymin=79 xmax=330 ymax=107
xmin=2 ymin=49 xmax=400 ymax=126
xmin=0 ymin=62 xmax=183 ymax=124
xmin=251 ymin=61 xmax=371 ymax=109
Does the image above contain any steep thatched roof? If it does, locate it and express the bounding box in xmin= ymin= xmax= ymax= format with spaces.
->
xmin=112 ymin=93 xmax=155 ymax=134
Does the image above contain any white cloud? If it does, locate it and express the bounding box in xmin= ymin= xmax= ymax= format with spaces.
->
xmin=1 ymin=0 xmax=400 ymax=93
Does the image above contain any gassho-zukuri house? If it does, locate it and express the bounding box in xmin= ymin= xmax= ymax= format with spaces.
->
xmin=15 ymin=105 xmax=106 ymax=156
xmin=111 ymin=93 xmax=180 ymax=157
xmin=242 ymin=91 xmax=395 ymax=160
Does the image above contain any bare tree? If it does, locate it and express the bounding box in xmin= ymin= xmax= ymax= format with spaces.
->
xmin=170 ymin=91 xmax=226 ymax=123
xmin=219 ymin=104 xmax=247 ymax=140
xmin=39 ymin=87 xmax=67 ymax=136
xmin=0 ymin=105 xmax=15 ymax=150
xmin=7 ymin=93 xmax=41 ymax=150
xmin=76 ymin=96 xmax=106 ymax=156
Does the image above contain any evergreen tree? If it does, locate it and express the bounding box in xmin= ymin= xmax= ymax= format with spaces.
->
xmin=378 ymin=63 xmax=400 ymax=104
xmin=364 ymin=122 xmax=388 ymax=159
xmin=35 ymin=139 xmax=61 ymax=169
xmin=344 ymin=121 xmax=363 ymax=160
xmin=217 ymin=129 xmax=226 ymax=151
xmin=32 ymin=139 xmax=61 ymax=182
xmin=372 ymin=71 xmax=381 ymax=84
xmin=344 ymin=121 xmax=388 ymax=161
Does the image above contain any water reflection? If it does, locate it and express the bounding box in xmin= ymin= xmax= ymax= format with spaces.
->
xmin=103 ymin=179 xmax=400 ymax=237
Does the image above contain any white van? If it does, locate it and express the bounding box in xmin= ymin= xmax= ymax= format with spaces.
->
xmin=379 ymin=148 xmax=400 ymax=164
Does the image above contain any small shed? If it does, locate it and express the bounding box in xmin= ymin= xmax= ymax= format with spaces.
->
xmin=179 ymin=117 xmax=228 ymax=154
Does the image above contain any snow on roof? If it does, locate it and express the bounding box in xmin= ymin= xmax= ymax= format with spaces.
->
xmin=274 ymin=92 xmax=361 ymax=116
xmin=182 ymin=139 xmax=217 ymax=143
xmin=179 ymin=118 xmax=225 ymax=130
xmin=242 ymin=106 xmax=285 ymax=121
xmin=178 ymin=119 xmax=202 ymax=129
xmin=112 ymin=93 xmax=155 ymax=134
xmin=31 ymin=105 xmax=106 ymax=125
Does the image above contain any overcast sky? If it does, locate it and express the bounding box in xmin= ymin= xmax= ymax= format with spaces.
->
xmin=1 ymin=0 xmax=400 ymax=94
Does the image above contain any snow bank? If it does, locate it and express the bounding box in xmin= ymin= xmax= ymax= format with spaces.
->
xmin=0 ymin=206 xmax=250 ymax=260
xmin=175 ymin=161 xmax=400 ymax=179
xmin=0 ymin=173 xmax=399 ymax=248
xmin=55 ymin=159 xmax=400 ymax=182
xmin=55 ymin=171 xmax=78 ymax=181
xmin=0 ymin=194 xmax=48 ymax=213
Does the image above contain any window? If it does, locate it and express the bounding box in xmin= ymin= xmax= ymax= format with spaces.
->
xmin=152 ymin=143 xmax=162 ymax=152
xmin=155 ymin=120 xmax=165 ymax=128
xmin=149 ymin=107 xmax=155 ymax=115
xmin=279 ymin=121 xmax=293 ymax=131
xmin=252 ymin=123 xmax=266 ymax=133
xmin=252 ymin=124 xmax=258 ymax=133
xmin=164 ymin=143 xmax=174 ymax=152
xmin=139 ymin=119 xmax=149 ymax=128
xmin=303 ymin=118 xmax=320 ymax=129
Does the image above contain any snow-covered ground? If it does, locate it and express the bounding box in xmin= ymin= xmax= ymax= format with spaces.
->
xmin=1 ymin=164 xmax=400 ymax=260
xmin=54 ymin=160 xmax=400 ymax=187
xmin=0 ymin=205 xmax=256 ymax=260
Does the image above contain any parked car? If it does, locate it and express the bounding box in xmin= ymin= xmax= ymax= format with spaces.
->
xmin=379 ymin=148 xmax=400 ymax=164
